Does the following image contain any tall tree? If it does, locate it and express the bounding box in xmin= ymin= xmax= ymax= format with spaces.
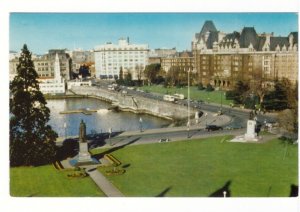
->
xmin=10 ymin=44 xmax=58 ymax=167
xmin=144 ymin=63 xmax=161 ymax=84
xmin=135 ymin=64 xmax=144 ymax=86
xmin=262 ymin=80 xmax=289 ymax=111
xmin=226 ymin=81 xmax=250 ymax=104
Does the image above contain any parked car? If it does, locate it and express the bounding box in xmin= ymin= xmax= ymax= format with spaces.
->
xmin=159 ymin=138 xmax=170 ymax=143
xmin=224 ymin=125 xmax=242 ymax=130
xmin=205 ymin=125 xmax=223 ymax=131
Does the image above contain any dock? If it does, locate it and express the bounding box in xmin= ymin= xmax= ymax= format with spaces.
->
xmin=59 ymin=108 xmax=98 ymax=115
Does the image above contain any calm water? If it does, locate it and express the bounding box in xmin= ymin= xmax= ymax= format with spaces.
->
xmin=47 ymin=98 xmax=171 ymax=137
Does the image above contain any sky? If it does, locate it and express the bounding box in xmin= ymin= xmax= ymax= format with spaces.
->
xmin=10 ymin=13 xmax=298 ymax=54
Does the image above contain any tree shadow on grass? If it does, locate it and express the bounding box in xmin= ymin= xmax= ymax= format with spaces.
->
xmin=93 ymin=137 xmax=140 ymax=160
xmin=290 ymin=184 xmax=298 ymax=197
xmin=209 ymin=180 xmax=231 ymax=197
xmin=122 ymin=164 xmax=131 ymax=169
xmin=155 ymin=186 xmax=172 ymax=197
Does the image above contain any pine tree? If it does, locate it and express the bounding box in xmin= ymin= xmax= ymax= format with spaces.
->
xmin=10 ymin=44 xmax=58 ymax=167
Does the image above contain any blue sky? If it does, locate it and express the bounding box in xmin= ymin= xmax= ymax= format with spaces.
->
xmin=10 ymin=13 xmax=298 ymax=54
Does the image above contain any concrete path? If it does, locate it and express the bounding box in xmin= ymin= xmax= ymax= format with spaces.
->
xmin=86 ymin=166 xmax=124 ymax=197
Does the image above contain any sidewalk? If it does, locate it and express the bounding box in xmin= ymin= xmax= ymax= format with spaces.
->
xmin=119 ymin=111 xmax=232 ymax=137
xmin=86 ymin=166 xmax=124 ymax=197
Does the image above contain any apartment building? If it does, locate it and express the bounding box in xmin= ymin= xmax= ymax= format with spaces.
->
xmin=161 ymin=51 xmax=194 ymax=73
xmin=94 ymin=37 xmax=149 ymax=80
xmin=9 ymin=49 xmax=72 ymax=81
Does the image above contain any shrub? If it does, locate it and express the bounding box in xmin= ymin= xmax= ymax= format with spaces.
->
xmin=206 ymin=83 xmax=214 ymax=92
xmin=197 ymin=83 xmax=205 ymax=90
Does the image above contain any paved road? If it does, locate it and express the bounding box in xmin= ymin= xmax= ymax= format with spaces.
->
xmin=92 ymin=81 xmax=277 ymax=129
xmin=103 ymin=128 xmax=246 ymax=148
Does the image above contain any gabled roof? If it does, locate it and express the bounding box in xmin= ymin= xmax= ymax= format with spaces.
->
xmin=239 ymin=27 xmax=259 ymax=49
xmin=178 ymin=51 xmax=193 ymax=57
xmin=289 ymin=32 xmax=298 ymax=45
xmin=196 ymin=20 xmax=218 ymax=40
xmin=257 ymin=37 xmax=266 ymax=51
xmin=270 ymin=37 xmax=289 ymax=51
xmin=224 ymin=31 xmax=240 ymax=41
xmin=219 ymin=31 xmax=240 ymax=48
xmin=200 ymin=20 xmax=217 ymax=35
xmin=206 ymin=31 xmax=219 ymax=49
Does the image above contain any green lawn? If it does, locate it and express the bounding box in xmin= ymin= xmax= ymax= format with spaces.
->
xmin=93 ymin=136 xmax=298 ymax=197
xmin=140 ymin=85 xmax=233 ymax=105
xmin=10 ymin=165 xmax=105 ymax=197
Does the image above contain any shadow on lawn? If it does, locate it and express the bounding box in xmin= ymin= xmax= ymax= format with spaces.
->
xmin=122 ymin=164 xmax=131 ymax=169
xmin=290 ymin=184 xmax=298 ymax=197
xmin=55 ymin=132 xmax=124 ymax=160
xmin=209 ymin=180 xmax=232 ymax=197
xmin=93 ymin=137 xmax=140 ymax=160
xmin=155 ymin=186 xmax=172 ymax=197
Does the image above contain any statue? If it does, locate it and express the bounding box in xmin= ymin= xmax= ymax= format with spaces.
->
xmin=79 ymin=120 xmax=86 ymax=143
xmin=249 ymin=111 xmax=254 ymax=120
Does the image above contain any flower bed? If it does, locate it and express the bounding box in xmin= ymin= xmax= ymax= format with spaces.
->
xmin=104 ymin=154 xmax=121 ymax=166
xmin=105 ymin=167 xmax=126 ymax=176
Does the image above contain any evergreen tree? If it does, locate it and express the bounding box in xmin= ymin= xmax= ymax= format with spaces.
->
xmin=262 ymin=80 xmax=288 ymax=111
xmin=10 ymin=44 xmax=58 ymax=167
xmin=230 ymin=81 xmax=249 ymax=104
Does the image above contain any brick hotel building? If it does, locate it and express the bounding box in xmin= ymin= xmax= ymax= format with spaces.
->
xmin=191 ymin=20 xmax=298 ymax=88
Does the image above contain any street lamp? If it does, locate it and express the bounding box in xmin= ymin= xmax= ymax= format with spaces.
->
xmin=187 ymin=68 xmax=191 ymax=138
xmin=139 ymin=117 xmax=143 ymax=132
xmin=63 ymin=122 xmax=67 ymax=140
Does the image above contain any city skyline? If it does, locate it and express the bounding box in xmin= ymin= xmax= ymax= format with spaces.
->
xmin=10 ymin=13 xmax=298 ymax=54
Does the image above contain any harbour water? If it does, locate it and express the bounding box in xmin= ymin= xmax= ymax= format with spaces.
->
xmin=47 ymin=98 xmax=171 ymax=137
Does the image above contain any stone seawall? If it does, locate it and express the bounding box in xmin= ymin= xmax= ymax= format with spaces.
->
xmin=71 ymin=86 xmax=197 ymax=120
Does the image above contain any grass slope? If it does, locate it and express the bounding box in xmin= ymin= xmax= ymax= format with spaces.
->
xmin=95 ymin=136 xmax=298 ymax=197
xmin=10 ymin=165 xmax=105 ymax=197
xmin=140 ymin=85 xmax=232 ymax=105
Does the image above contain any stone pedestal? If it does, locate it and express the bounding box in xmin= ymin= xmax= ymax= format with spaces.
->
xmin=78 ymin=142 xmax=93 ymax=163
xmin=69 ymin=120 xmax=99 ymax=167
xmin=230 ymin=119 xmax=259 ymax=143
xmin=244 ymin=120 xmax=257 ymax=140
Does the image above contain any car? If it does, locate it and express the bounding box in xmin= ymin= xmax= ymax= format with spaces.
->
xmin=224 ymin=125 xmax=242 ymax=130
xmin=205 ymin=125 xmax=223 ymax=131
xmin=159 ymin=138 xmax=170 ymax=143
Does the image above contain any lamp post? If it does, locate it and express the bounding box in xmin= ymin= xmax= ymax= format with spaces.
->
xmin=63 ymin=122 xmax=67 ymax=140
xmin=139 ymin=117 xmax=143 ymax=132
xmin=187 ymin=68 xmax=190 ymax=138
xmin=221 ymin=91 xmax=223 ymax=111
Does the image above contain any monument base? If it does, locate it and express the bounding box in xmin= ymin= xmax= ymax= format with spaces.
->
xmin=230 ymin=135 xmax=260 ymax=143
xmin=69 ymin=142 xmax=99 ymax=167
xmin=229 ymin=119 xmax=260 ymax=143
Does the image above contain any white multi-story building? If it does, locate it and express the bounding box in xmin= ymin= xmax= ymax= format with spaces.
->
xmin=38 ymin=53 xmax=65 ymax=94
xmin=94 ymin=38 xmax=149 ymax=80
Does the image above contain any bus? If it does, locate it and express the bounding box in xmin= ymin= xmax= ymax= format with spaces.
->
xmin=173 ymin=93 xmax=185 ymax=100
xmin=163 ymin=95 xmax=175 ymax=102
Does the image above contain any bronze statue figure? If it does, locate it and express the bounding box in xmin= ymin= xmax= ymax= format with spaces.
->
xmin=249 ymin=111 xmax=254 ymax=120
xmin=79 ymin=119 xmax=86 ymax=143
